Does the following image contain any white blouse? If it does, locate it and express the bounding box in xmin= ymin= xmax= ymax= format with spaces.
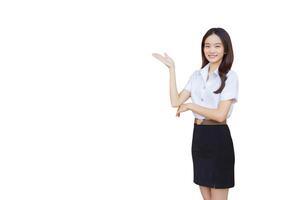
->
xmin=184 ymin=63 xmax=239 ymax=120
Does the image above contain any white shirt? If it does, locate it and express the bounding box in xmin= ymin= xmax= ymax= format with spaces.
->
xmin=184 ymin=63 xmax=239 ymax=120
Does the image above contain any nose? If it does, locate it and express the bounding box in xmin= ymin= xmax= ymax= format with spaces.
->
xmin=209 ymin=48 xmax=216 ymax=54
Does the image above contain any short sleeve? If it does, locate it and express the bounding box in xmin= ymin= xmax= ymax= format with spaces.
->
xmin=183 ymin=71 xmax=196 ymax=92
xmin=220 ymin=70 xmax=239 ymax=103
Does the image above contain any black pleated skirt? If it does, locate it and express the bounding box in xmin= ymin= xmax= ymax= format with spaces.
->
xmin=191 ymin=123 xmax=235 ymax=189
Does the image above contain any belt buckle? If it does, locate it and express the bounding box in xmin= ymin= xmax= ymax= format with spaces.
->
xmin=195 ymin=119 xmax=203 ymax=125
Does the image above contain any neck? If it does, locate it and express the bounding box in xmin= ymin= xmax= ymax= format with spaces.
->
xmin=209 ymin=61 xmax=221 ymax=74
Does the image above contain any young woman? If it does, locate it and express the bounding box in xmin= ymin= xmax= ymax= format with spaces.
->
xmin=152 ymin=28 xmax=238 ymax=200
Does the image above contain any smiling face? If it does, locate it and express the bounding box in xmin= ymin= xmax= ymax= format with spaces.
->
xmin=203 ymin=34 xmax=225 ymax=65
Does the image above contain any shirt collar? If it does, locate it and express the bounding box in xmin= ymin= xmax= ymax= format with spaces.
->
xmin=200 ymin=63 xmax=219 ymax=81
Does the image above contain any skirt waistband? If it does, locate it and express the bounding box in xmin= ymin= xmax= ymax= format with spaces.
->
xmin=194 ymin=118 xmax=227 ymax=125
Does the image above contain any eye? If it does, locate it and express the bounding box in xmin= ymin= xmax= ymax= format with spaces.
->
xmin=215 ymin=45 xmax=221 ymax=48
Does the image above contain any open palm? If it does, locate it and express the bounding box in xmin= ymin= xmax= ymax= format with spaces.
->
xmin=152 ymin=52 xmax=175 ymax=68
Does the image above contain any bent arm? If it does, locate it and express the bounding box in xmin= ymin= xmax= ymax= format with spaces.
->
xmin=169 ymin=68 xmax=190 ymax=107
xmin=185 ymin=99 xmax=233 ymax=122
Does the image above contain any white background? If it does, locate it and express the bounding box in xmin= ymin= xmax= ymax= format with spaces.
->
xmin=1 ymin=0 xmax=300 ymax=199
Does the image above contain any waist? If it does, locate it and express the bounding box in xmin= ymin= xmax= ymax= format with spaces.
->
xmin=194 ymin=118 xmax=227 ymax=125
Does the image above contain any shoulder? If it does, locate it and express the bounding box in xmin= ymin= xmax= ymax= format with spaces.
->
xmin=226 ymin=69 xmax=238 ymax=81
xmin=188 ymin=70 xmax=200 ymax=79
xmin=193 ymin=69 xmax=202 ymax=77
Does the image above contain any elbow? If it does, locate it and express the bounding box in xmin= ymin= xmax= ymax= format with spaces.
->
xmin=171 ymin=101 xmax=180 ymax=108
xmin=171 ymin=103 xmax=179 ymax=108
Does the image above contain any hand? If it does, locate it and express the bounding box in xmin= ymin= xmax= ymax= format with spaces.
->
xmin=152 ymin=52 xmax=175 ymax=69
xmin=176 ymin=104 xmax=189 ymax=117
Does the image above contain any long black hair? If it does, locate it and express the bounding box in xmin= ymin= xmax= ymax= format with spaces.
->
xmin=201 ymin=28 xmax=234 ymax=94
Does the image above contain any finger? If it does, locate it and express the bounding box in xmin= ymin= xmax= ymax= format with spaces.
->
xmin=152 ymin=53 xmax=161 ymax=57
xmin=152 ymin=54 xmax=168 ymax=64
xmin=152 ymin=53 xmax=163 ymax=59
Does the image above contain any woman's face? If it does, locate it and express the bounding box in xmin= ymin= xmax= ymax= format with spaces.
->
xmin=204 ymin=34 xmax=225 ymax=64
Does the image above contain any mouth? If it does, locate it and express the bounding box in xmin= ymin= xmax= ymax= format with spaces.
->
xmin=208 ymin=55 xmax=218 ymax=59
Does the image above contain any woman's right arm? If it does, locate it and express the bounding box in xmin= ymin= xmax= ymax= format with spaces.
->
xmin=169 ymin=67 xmax=191 ymax=108
xmin=152 ymin=52 xmax=191 ymax=107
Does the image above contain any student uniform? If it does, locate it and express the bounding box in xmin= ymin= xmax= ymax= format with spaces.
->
xmin=184 ymin=63 xmax=239 ymax=189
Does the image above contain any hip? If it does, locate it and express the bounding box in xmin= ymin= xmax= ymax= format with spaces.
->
xmin=192 ymin=123 xmax=233 ymax=146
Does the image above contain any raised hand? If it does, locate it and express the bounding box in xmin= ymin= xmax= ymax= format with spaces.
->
xmin=152 ymin=52 xmax=175 ymax=69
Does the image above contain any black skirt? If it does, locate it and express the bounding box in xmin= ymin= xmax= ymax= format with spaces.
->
xmin=191 ymin=123 xmax=235 ymax=189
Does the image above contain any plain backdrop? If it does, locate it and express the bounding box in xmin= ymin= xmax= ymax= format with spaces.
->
xmin=1 ymin=0 xmax=300 ymax=199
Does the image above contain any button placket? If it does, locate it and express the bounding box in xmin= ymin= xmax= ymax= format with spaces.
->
xmin=201 ymin=84 xmax=206 ymax=102
xmin=200 ymin=73 xmax=209 ymax=103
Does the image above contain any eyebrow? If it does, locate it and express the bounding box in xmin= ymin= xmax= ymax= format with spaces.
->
xmin=204 ymin=43 xmax=222 ymax=45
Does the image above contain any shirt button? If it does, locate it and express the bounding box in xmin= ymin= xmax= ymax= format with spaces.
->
xmin=201 ymin=98 xmax=204 ymax=101
xmin=203 ymin=86 xmax=206 ymax=89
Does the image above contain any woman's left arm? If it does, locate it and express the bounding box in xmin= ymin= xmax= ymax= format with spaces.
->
xmin=177 ymin=71 xmax=238 ymax=121
xmin=184 ymin=100 xmax=233 ymax=122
